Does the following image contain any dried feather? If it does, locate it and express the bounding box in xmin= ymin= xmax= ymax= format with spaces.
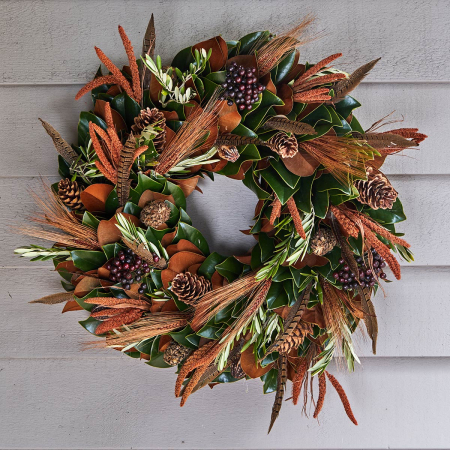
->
xmin=267 ymin=353 xmax=288 ymax=434
xmin=262 ymin=283 xmax=312 ymax=359
xmin=331 ymin=58 xmax=381 ymax=104
xmin=356 ymin=132 xmax=419 ymax=150
xmin=294 ymin=53 xmax=343 ymax=85
xmin=264 ymin=116 xmax=316 ymax=135
xmin=141 ymin=14 xmax=156 ymax=91
xmin=116 ymin=135 xmax=136 ymax=206
xmin=30 ymin=292 xmax=74 ymax=305
xmin=215 ymin=135 xmax=265 ymax=147
xmin=39 ymin=119 xmax=79 ymax=165
xmin=122 ymin=238 xmax=167 ymax=269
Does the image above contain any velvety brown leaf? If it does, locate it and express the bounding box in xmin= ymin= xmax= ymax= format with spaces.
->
xmin=61 ymin=300 xmax=83 ymax=313
xmin=282 ymin=150 xmax=320 ymax=176
xmin=97 ymin=213 xmax=141 ymax=246
xmin=193 ymin=36 xmax=228 ymax=72
xmin=166 ymin=239 xmax=203 ymax=257
xmin=218 ymin=101 xmax=241 ymax=133
xmin=137 ymin=190 xmax=175 ymax=208
xmin=94 ymin=99 xmax=127 ymax=131
xmin=74 ymin=276 xmax=101 ymax=298
xmin=80 ymin=184 xmax=114 ymax=213
xmin=274 ymin=84 xmax=293 ymax=115
xmin=168 ymin=251 xmax=206 ymax=273
xmin=240 ymin=345 xmax=273 ymax=378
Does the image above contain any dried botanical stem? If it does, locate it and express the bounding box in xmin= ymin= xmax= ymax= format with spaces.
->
xmin=118 ymin=25 xmax=142 ymax=101
xmin=156 ymin=92 xmax=223 ymax=174
xmin=191 ymin=272 xmax=260 ymax=331
xmin=75 ymin=75 xmax=118 ymax=100
xmin=104 ymin=102 xmax=122 ymax=162
xmin=269 ymin=196 xmax=282 ymax=225
xmin=325 ymin=372 xmax=358 ymax=425
xmin=313 ymin=373 xmax=327 ymax=418
xmin=292 ymin=357 xmax=309 ymax=405
xmin=105 ymin=311 xmax=191 ymax=348
xmin=257 ymin=15 xmax=316 ymax=76
xmin=287 ymin=197 xmax=306 ymax=239
xmin=85 ymin=297 xmax=151 ymax=308
xmin=294 ymin=53 xmax=343 ymax=85
xmin=365 ymin=229 xmax=401 ymax=280
xmin=299 ymin=136 xmax=370 ymax=184
xmin=95 ymin=309 xmax=143 ymax=335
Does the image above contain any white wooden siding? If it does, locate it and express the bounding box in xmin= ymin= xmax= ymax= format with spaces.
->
xmin=0 ymin=1 xmax=449 ymax=449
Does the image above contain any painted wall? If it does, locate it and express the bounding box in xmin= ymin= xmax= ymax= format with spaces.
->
xmin=1 ymin=1 xmax=449 ymax=448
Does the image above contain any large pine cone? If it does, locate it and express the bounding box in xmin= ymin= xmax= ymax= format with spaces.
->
xmin=268 ymin=132 xmax=298 ymax=158
xmin=277 ymin=321 xmax=313 ymax=354
xmin=217 ymin=144 xmax=240 ymax=162
xmin=131 ymin=107 xmax=166 ymax=153
xmin=354 ymin=166 xmax=398 ymax=210
xmin=310 ymin=228 xmax=337 ymax=256
xmin=140 ymin=200 xmax=171 ymax=228
xmin=171 ymin=272 xmax=212 ymax=305
xmin=58 ymin=179 xmax=84 ymax=210
xmin=163 ymin=340 xmax=191 ymax=366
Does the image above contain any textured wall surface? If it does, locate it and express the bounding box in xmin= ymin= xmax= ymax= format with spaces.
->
xmin=1 ymin=1 xmax=449 ymax=449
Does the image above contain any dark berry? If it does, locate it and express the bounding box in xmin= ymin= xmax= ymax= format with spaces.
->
xmin=339 ymin=258 xmax=345 ymax=265
xmin=124 ymin=283 xmax=131 ymax=290
xmin=144 ymin=267 xmax=150 ymax=273
xmin=380 ymin=262 xmax=386 ymax=268
xmin=380 ymin=272 xmax=387 ymax=279
xmin=113 ymin=258 xmax=121 ymax=266
xmin=239 ymin=104 xmax=246 ymax=110
xmin=110 ymin=267 xmax=118 ymax=275
xmin=106 ymin=263 xmax=112 ymax=270
xmin=333 ymin=272 xmax=339 ymax=279
xmin=123 ymin=263 xmax=129 ymax=270
xmin=343 ymin=265 xmax=350 ymax=272
xmin=366 ymin=269 xmax=372 ymax=276
xmin=227 ymin=100 xmax=233 ymax=106
xmin=153 ymin=256 xmax=160 ymax=263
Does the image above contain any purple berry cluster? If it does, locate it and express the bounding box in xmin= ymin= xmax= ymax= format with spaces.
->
xmin=333 ymin=248 xmax=387 ymax=292
xmin=219 ymin=61 xmax=265 ymax=111
xmin=106 ymin=248 xmax=156 ymax=290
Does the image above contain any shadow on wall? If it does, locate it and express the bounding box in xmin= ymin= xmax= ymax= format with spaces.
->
xmin=187 ymin=176 xmax=257 ymax=256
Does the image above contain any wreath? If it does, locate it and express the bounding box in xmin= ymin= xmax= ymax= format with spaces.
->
xmin=15 ymin=14 xmax=427 ymax=432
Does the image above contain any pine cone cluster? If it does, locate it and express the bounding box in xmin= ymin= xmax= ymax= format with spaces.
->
xmin=277 ymin=321 xmax=313 ymax=354
xmin=354 ymin=166 xmax=398 ymax=210
xmin=131 ymin=107 xmax=166 ymax=153
xmin=140 ymin=200 xmax=171 ymax=228
xmin=58 ymin=179 xmax=84 ymax=210
xmin=269 ymin=132 xmax=298 ymax=158
xmin=163 ymin=340 xmax=191 ymax=366
xmin=217 ymin=144 xmax=240 ymax=162
xmin=171 ymin=272 xmax=212 ymax=305
xmin=310 ymin=228 xmax=337 ymax=256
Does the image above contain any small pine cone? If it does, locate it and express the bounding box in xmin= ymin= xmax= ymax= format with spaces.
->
xmin=310 ymin=228 xmax=338 ymax=256
xmin=163 ymin=340 xmax=192 ymax=366
xmin=269 ymin=132 xmax=298 ymax=158
xmin=230 ymin=358 xmax=246 ymax=379
xmin=140 ymin=200 xmax=171 ymax=228
xmin=171 ymin=272 xmax=212 ymax=304
xmin=355 ymin=166 xmax=398 ymax=210
xmin=217 ymin=144 xmax=240 ymax=162
xmin=277 ymin=321 xmax=313 ymax=353
xmin=58 ymin=179 xmax=84 ymax=210
xmin=131 ymin=107 xmax=166 ymax=153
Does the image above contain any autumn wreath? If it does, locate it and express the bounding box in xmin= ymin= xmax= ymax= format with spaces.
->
xmin=15 ymin=15 xmax=427 ymax=432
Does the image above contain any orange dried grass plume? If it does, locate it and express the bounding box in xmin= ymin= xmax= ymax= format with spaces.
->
xmin=17 ymin=181 xmax=100 ymax=250
xmin=299 ymin=135 xmax=371 ymax=184
xmin=325 ymin=371 xmax=358 ymax=425
xmin=257 ymin=15 xmax=317 ymax=77
xmin=76 ymin=26 xmax=141 ymax=103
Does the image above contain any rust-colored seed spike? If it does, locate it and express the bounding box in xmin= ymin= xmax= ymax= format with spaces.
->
xmin=325 ymin=372 xmax=358 ymax=425
xmin=287 ymin=197 xmax=306 ymax=239
xmin=313 ymin=373 xmax=327 ymax=418
xmin=292 ymin=357 xmax=308 ymax=405
xmin=94 ymin=308 xmax=143 ymax=335
xmin=118 ymin=25 xmax=142 ymax=102
xmin=269 ymin=196 xmax=282 ymax=225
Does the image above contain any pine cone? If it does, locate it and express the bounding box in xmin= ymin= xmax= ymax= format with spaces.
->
xmin=277 ymin=321 xmax=313 ymax=354
xmin=163 ymin=340 xmax=192 ymax=366
xmin=354 ymin=166 xmax=398 ymax=210
xmin=269 ymin=132 xmax=298 ymax=158
xmin=217 ymin=145 xmax=240 ymax=162
xmin=58 ymin=179 xmax=84 ymax=210
xmin=310 ymin=228 xmax=337 ymax=256
xmin=131 ymin=107 xmax=166 ymax=153
xmin=171 ymin=272 xmax=212 ymax=304
xmin=140 ymin=200 xmax=171 ymax=228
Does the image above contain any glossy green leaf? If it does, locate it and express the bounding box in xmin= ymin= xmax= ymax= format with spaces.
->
xmin=78 ymin=112 xmax=107 ymax=147
xmin=216 ymin=257 xmax=245 ymax=282
xmin=260 ymin=166 xmax=299 ymax=204
xmin=293 ymin=175 xmax=315 ymax=213
xmin=171 ymin=46 xmax=195 ymax=72
xmin=174 ymin=222 xmax=210 ymax=255
xmin=271 ymin=50 xmax=296 ymax=85
xmin=261 ymin=368 xmax=278 ymax=394
xmin=71 ymin=250 xmax=106 ymax=272
xmin=198 ymin=252 xmax=227 ymax=280
xmin=238 ymin=31 xmax=270 ymax=55
xmin=362 ymin=197 xmax=406 ymax=224
xmin=266 ymin=282 xmax=289 ymax=309
xmin=110 ymin=93 xmax=141 ymax=128
xmin=82 ymin=211 xmax=100 ymax=229
xmin=170 ymin=325 xmax=199 ymax=349
xmin=334 ymin=95 xmax=361 ymax=119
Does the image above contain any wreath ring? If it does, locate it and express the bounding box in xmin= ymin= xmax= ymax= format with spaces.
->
xmin=16 ymin=14 xmax=427 ymax=432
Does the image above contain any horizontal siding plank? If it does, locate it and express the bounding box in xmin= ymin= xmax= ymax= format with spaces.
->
xmin=1 ymin=0 xmax=450 ymax=84
xmin=3 ymin=175 xmax=450 ymax=267
xmin=1 ymin=266 xmax=448 ymax=359
xmin=0 ymin=357 xmax=448 ymax=449
xmin=0 ymin=83 xmax=445 ymax=177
